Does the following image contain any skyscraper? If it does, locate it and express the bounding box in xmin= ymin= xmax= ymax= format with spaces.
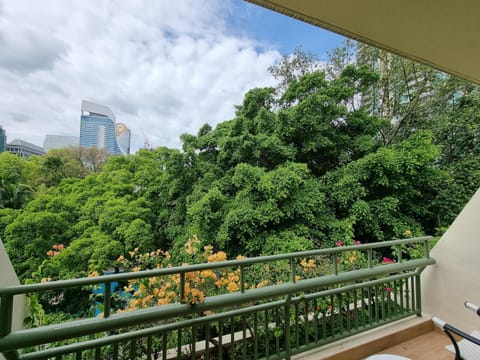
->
xmin=79 ymin=100 xmax=130 ymax=155
xmin=0 ymin=126 xmax=6 ymax=153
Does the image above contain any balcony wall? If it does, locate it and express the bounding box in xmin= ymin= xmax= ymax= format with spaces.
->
xmin=0 ymin=240 xmax=25 ymax=360
xmin=422 ymin=187 xmax=480 ymax=332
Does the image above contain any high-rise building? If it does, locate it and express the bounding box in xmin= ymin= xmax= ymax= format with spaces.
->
xmin=7 ymin=139 xmax=46 ymax=158
xmin=79 ymin=100 xmax=131 ymax=155
xmin=0 ymin=126 xmax=6 ymax=153
xmin=43 ymin=135 xmax=79 ymax=152
xmin=357 ymin=44 xmax=437 ymax=123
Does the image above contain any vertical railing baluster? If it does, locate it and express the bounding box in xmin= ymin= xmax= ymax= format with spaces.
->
xmin=113 ymin=343 xmax=118 ymax=360
xmin=405 ymin=277 xmax=410 ymax=311
xmin=321 ymin=302 xmax=326 ymax=341
xmin=338 ymin=293 xmax=344 ymax=334
xmin=129 ymin=340 xmax=135 ymax=359
xmin=231 ymin=317 xmax=236 ymax=360
xmin=264 ymin=310 xmax=269 ymax=359
xmin=218 ymin=321 xmax=223 ymax=360
xmin=374 ymin=285 xmax=379 ymax=323
xmin=360 ymin=287 xmax=366 ymax=328
xmin=104 ymin=281 xmax=111 ymax=318
xmin=330 ymin=295 xmax=335 ymax=338
xmin=95 ymin=346 xmax=101 ymax=360
xmin=192 ymin=325 xmax=197 ymax=360
xmin=397 ymin=245 xmax=403 ymax=263
xmin=0 ymin=294 xmax=13 ymax=337
xmin=415 ymin=274 xmax=422 ymax=316
xmin=240 ymin=265 xmax=245 ymax=293
xmin=205 ymin=324 xmax=210 ymax=360
xmin=353 ymin=289 xmax=358 ymax=329
xmin=253 ymin=313 xmax=258 ymax=359
xmin=163 ymin=332 xmax=168 ymax=360
xmin=275 ymin=307 xmax=280 ymax=355
xmin=146 ymin=335 xmax=152 ymax=360
xmin=294 ymin=302 xmax=299 ymax=349
xmin=285 ymin=296 xmax=291 ymax=360
xmin=180 ymin=273 xmax=185 ymax=303
xmin=393 ymin=280 xmax=398 ymax=317
xmin=76 ymin=350 xmax=82 ymax=360
xmin=381 ymin=285 xmax=386 ymax=321
xmin=367 ymin=286 xmax=373 ymax=326
xmin=400 ymin=279 xmax=404 ymax=313
xmin=313 ymin=298 xmax=319 ymax=342
xmin=346 ymin=291 xmax=351 ymax=332
xmin=409 ymin=277 xmax=414 ymax=313
xmin=242 ymin=315 xmax=247 ymax=360
xmin=290 ymin=258 xmax=296 ymax=283
xmin=368 ymin=248 xmax=373 ymax=268
xmin=304 ymin=298 xmax=309 ymax=346
xmin=177 ymin=329 xmax=182 ymax=359
xmin=333 ymin=255 xmax=338 ymax=275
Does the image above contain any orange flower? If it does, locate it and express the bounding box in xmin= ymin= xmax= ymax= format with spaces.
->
xmin=227 ymin=282 xmax=239 ymax=292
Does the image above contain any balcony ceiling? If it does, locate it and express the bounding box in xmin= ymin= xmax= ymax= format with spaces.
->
xmin=247 ymin=0 xmax=480 ymax=85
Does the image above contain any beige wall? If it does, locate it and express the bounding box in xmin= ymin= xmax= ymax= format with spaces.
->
xmin=0 ymin=239 xmax=25 ymax=332
xmin=422 ymin=188 xmax=480 ymax=332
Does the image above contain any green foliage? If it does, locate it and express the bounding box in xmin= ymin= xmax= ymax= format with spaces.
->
xmin=322 ymin=132 xmax=444 ymax=241
xmin=4 ymin=211 xmax=69 ymax=279
xmin=0 ymin=48 xmax=477 ymax=285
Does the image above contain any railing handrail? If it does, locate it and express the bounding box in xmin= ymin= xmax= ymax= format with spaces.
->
xmin=0 ymin=257 xmax=435 ymax=353
xmin=0 ymin=236 xmax=432 ymax=296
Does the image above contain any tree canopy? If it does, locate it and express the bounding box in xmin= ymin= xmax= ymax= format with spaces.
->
xmin=1 ymin=43 xmax=479 ymax=282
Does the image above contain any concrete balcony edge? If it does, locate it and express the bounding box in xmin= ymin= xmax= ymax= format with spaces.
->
xmin=294 ymin=315 xmax=433 ymax=360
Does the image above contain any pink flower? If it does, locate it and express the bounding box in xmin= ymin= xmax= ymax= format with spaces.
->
xmin=354 ymin=240 xmax=362 ymax=245
xmin=386 ymin=287 xmax=392 ymax=292
xmin=383 ymin=257 xmax=394 ymax=264
xmin=335 ymin=241 xmax=344 ymax=247
xmin=57 ymin=244 xmax=64 ymax=250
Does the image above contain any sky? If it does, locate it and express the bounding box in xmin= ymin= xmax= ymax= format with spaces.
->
xmin=0 ymin=0 xmax=344 ymax=152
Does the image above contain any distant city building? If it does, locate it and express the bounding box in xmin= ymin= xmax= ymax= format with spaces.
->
xmin=7 ymin=139 xmax=46 ymax=158
xmin=79 ymin=100 xmax=130 ymax=155
xmin=43 ymin=135 xmax=79 ymax=152
xmin=0 ymin=126 xmax=6 ymax=153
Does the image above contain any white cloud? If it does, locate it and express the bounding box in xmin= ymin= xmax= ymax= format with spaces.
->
xmin=0 ymin=0 xmax=280 ymax=151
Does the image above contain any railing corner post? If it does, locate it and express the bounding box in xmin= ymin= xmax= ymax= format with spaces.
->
xmin=424 ymin=239 xmax=430 ymax=259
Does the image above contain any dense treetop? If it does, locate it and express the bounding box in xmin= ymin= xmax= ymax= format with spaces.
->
xmin=1 ymin=42 xmax=479 ymax=282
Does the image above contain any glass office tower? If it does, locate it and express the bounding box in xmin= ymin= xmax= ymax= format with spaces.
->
xmin=80 ymin=101 xmax=130 ymax=155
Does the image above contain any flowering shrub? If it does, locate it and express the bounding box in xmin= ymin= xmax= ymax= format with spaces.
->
xmin=334 ymin=239 xmax=368 ymax=271
xmin=46 ymin=244 xmax=64 ymax=257
xmin=117 ymin=236 xmax=250 ymax=310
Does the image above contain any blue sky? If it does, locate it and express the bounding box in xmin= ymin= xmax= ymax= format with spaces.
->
xmin=228 ymin=1 xmax=344 ymax=57
xmin=0 ymin=0 xmax=346 ymax=152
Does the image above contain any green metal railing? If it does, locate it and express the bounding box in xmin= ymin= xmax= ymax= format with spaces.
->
xmin=0 ymin=237 xmax=435 ymax=360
